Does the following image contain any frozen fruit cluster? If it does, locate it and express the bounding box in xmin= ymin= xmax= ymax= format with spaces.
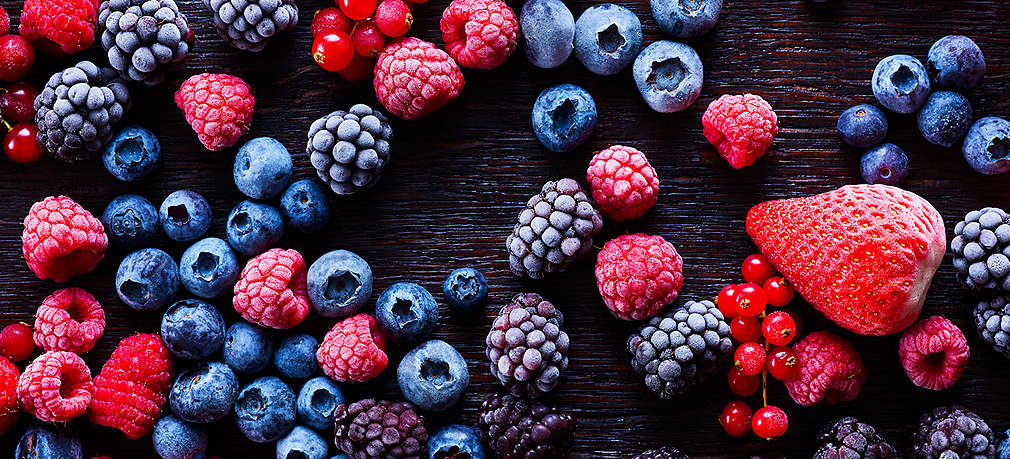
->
xmin=309 ymin=0 xmax=417 ymax=79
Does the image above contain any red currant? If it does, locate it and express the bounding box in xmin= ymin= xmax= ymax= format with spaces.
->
xmin=338 ymin=0 xmax=377 ymax=20
xmin=762 ymin=311 xmax=797 ymax=346
xmin=752 ymin=405 xmax=788 ymax=440
xmin=763 ymin=276 xmax=794 ymax=307
xmin=733 ymin=342 xmax=767 ymax=376
xmin=0 ymin=81 xmax=39 ymax=123
xmin=336 ymin=53 xmax=375 ymax=82
xmin=720 ymin=400 xmax=752 ymax=437
xmin=4 ymin=123 xmax=42 ymax=163
xmin=734 ymin=282 xmax=767 ymax=318
xmin=767 ymin=346 xmax=799 ymax=381
xmin=312 ymin=31 xmax=355 ymax=71
xmin=374 ymin=0 xmax=413 ymax=37
xmin=716 ymin=284 xmax=739 ymax=319
xmin=0 ymin=35 xmax=34 ymax=82
xmin=311 ymin=7 xmax=353 ymax=37
xmin=742 ymin=254 xmax=776 ymax=284
xmin=730 ymin=316 xmax=761 ymax=342
xmin=351 ymin=18 xmax=387 ymax=57
xmin=0 ymin=323 xmax=34 ymax=361
xmin=727 ymin=367 xmax=760 ymax=396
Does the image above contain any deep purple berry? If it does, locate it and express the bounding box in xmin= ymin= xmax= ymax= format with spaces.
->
xmin=860 ymin=143 xmax=908 ymax=186
xmin=927 ymin=35 xmax=986 ymax=90
xmin=917 ymin=91 xmax=972 ymax=148
xmin=837 ymin=104 xmax=888 ymax=148
xmin=963 ymin=116 xmax=1010 ymax=175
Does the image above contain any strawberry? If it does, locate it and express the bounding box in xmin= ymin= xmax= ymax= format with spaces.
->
xmin=745 ymin=184 xmax=945 ymax=335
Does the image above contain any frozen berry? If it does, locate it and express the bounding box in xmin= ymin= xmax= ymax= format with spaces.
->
xmin=860 ymin=143 xmax=908 ymax=186
xmin=316 ymin=313 xmax=388 ymax=383
xmin=767 ymin=346 xmax=799 ymax=380
xmin=872 ymin=54 xmax=930 ymax=114
xmin=720 ymin=400 xmax=752 ymax=437
xmin=313 ymin=31 xmax=354 ymax=71
xmin=742 ymin=254 xmax=775 ymax=284
xmin=373 ymin=37 xmax=464 ymax=120
xmin=734 ymin=282 xmax=767 ymax=318
xmin=898 ymin=315 xmax=969 ymax=391
xmin=4 ymin=123 xmax=43 ymax=163
xmin=927 ymin=35 xmax=985 ymax=90
xmin=531 ymin=84 xmax=596 ymax=153
xmin=585 ymin=145 xmax=660 ymax=221
xmin=19 ymin=0 xmax=98 ymax=55
xmin=33 ymin=288 xmax=105 ymax=354
xmin=0 ymin=323 xmax=34 ymax=362
xmin=727 ymin=367 xmax=759 ymax=397
xmin=763 ymin=276 xmax=794 ymax=307
xmin=174 ymin=73 xmax=254 ymax=151
xmin=0 ymin=82 xmax=39 ymax=123
xmin=785 ymin=331 xmax=865 ymax=406
xmin=311 ymin=7 xmax=353 ymax=37
xmin=17 ymin=351 xmax=94 ymax=422
xmin=752 ymin=406 xmax=788 ymax=440
xmin=734 ymin=342 xmax=766 ymax=376
xmin=595 ymin=233 xmax=683 ymax=321
xmin=22 ymin=195 xmax=107 ymax=282
xmin=702 ymin=94 xmax=778 ymax=169
xmin=572 ymin=3 xmax=640 ymax=75
xmin=337 ymin=53 xmax=374 ymax=82
xmin=339 ymin=0 xmax=377 ymax=20
xmin=716 ymin=284 xmax=739 ymax=318
xmin=0 ymin=6 xmax=8 ymax=34
xmin=375 ymin=0 xmax=413 ymax=37
xmin=762 ymin=311 xmax=797 ymax=346
xmin=917 ymin=90 xmax=973 ymax=148
xmin=441 ymin=0 xmax=519 ymax=70
xmin=351 ymin=18 xmax=386 ymax=57
xmin=730 ymin=316 xmax=761 ymax=343
xmin=0 ymin=35 xmax=33 ymax=82
xmin=837 ymin=104 xmax=888 ymax=148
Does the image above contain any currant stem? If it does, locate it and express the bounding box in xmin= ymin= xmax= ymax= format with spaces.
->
xmin=761 ymin=310 xmax=768 ymax=408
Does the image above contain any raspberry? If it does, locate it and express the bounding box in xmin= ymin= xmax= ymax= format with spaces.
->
xmin=233 ymin=248 xmax=311 ymax=329
xmin=898 ymin=315 xmax=969 ymax=391
xmin=17 ymin=351 xmax=93 ymax=423
xmin=0 ymin=323 xmax=35 ymax=362
xmin=89 ymin=333 xmax=173 ymax=439
xmin=316 ymin=313 xmax=388 ymax=383
xmin=33 ymin=288 xmax=105 ymax=355
xmin=440 ymin=0 xmax=518 ymax=70
xmin=702 ymin=94 xmax=778 ymax=169
xmin=586 ymin=145 xmax=660 ymax=221
xmin=0 ymin=6 xmax=9 ymax=33
xmin=595 ymin=233 xmax=683 ymax=321
xmin=373 ymin=37 xmax=464 ymax=120
xmin=0 ymin=356 xmax=19 ymax=434
xmin=784 ymin=331 xmax=865 ymax=406
xmin=174 ymin=73 xmax=255 ymax=151
xmin=18 ymin=0 xmax=98 ymax=55
xmin=22 ymin=196 xmax=108 ymax=282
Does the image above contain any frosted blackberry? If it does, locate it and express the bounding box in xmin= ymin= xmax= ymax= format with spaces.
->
xmin=485 ymin=293 xmax=569 ymax=397
xmin=627 ymin=299 xmax=732 ymax=399
xmin=34 ymin=61 xmax=131 ymax=162
xmin=477 ymin=392 xmax=575 ymax=459
xmin=333 ymin=399 xmax=427 ymax=458
xmin=913 ymin=406 xmax=994 ymax=459
xmin=814 ymin=416 xmax=897 ymax=459
xmin=974 ymin=296 xmax=1010 ymax=359
xmin=951 ymin=207 xmax=1010 ymax=293
xmin=99 ymin=0 xmax=192 ymax=85
xmin=632 ymin=446 xmax=688 ymax=459
xmin=203 ymin=0 xmax=298 ymax=52
xmin=307 ymin=104 xmax=393 ymax=196
xmin=506 ymin=178 xmax=603 ymax=279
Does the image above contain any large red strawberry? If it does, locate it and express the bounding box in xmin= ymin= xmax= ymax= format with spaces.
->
xmin=746 ymin=184 xmax=945 ymax=335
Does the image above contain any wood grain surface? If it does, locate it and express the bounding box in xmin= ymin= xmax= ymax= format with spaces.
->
xmin=1 ymin=0 xmax=1010 ymax=457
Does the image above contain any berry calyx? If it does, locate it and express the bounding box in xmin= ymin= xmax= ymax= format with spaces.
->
xmin=4 ymin=123 xmax=42 ymax=163
xmin=767 ymin=346 xmax=799 ymax=380
xmin=339 ymin=0 xmax=378 ymax=20
xmin=720 ymin=400 xmax=752 ymax=437
xmin=351 ymin=18 xmax=386 ymax=57
xmin=375 ymin=0 xmax=413 ymax=37
xmin=733 ymin=342 xmax=767 ymax=376
xmin=311 ymin=7 xmax=353 ymax=37
xmin=763 ymin=276 xmax=794 ymax=307
xmin=337 ymin=53 xmax=375 ymax=82
xmin=762 ymin=311 xmax=797 ymax=346
xmin=742 ymin=253 xmax=776 ymax=284
xmin=0 ymin=323 xmax=34 ymax=361
xmin=716 ymin=284 xmax=739 ymax=318
xmin=751 ymin=406 xmax=788 ymax=440
xmin=0 ymin=82 xmax=39 ymax=123
xmin=727 ymin=367 xmax=759 ymax=396
xmin=734 ymin=282 xmax=767 ymax=318
xmin=313 ymin=31 xmax=354 ymax=71
xmin=0 ymin=35 xmax=34 ymax=82
xmin=730 ymin=316 xmax=761 ymax=343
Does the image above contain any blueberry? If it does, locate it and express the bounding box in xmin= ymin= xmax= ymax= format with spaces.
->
xmin=871 ymin=54 xmax=931 ymax=114
xmin=836 ymin=104 xmax=888 ymax=148
xmin=397 ymin=339 xmax=469 ymax=411
xmin=927 ymin=35 xmax=985 ymax=90
xmin=101 ymin=193 xmax=158 ymax=251
xmin=442 ymin=267 xmax=488 ymax=313
xmin=103 ymin=125 xmax=161 ymax=182
xmin=307 ymin=249 xmax=373 ymax=318
xmin=651 ymin=0 xmax=722 ymax=38
xmin=227 ymin=200 xmax=284 ymax=257
xmin=160 ymin=190 xmax=212 ymax=242
xmin=376 ymin=282 xmax=439 ymax=345
xmin=280 ymin=179 xmax=331 ymax=233
xmin=531 ymin=84 xmax=597 ymax=153
xmin=860 ymin=143 xmax=909 ymax=186
xmin=116 ymin=248 xmax=179 ymax=312
xmin=152 ymin=415 xmax=208 ymax=459
xmin=274 ymin=333 xmax=319 ymax=379
xmin=428 ymin=424 xmax=486 ymax=459
xmin=15 ymin=426 xmax=83 ymax=459
xmin=963 ymin=116 xmax=1010 ymax=175
xmin=997 ymin=429 xmax=1010 ymax=459
xmin=169 ymin=361 xmax=239 ymax=423
xmin=917 ymin=91 xmax=973 ymax=148
xmin=296 ymin=376 xmax=344 ymax=431
xmin=573 ymin=3 xmax=642 ymax=75
xmin=520 ymin=0 xmax=574 ymax=69
xmin=234 ymin=376 xmax=297 ymax=443
xmin=276 ymin=426 xmax=328 ymax=459
xmin=161 ymin=299 xmax=226 ymax=360
xmin=179 ymin=237 xmax=240 ymax=299
xmin=234 ymin=137 xmax=294 ymax=200
xmin=223 ymin=321 xmax=274 ymax=375
xmin=632 ymin=40 xmax=703 ymax=113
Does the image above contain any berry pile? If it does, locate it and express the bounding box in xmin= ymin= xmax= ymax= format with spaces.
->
xmin=0 ymin=10 xmax=42 ymax=164
xmin=309 ymin=0 xmax=419 ymax=78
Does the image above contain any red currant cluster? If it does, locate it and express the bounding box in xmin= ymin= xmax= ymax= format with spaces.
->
xmin=716 ymin=254 xmax=798 ymax=441
xmin=310 ymin=0 xmax=418 ymax=80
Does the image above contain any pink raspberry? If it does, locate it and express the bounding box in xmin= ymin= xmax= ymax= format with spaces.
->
xmin=89 ymin=333 xmax=173 ymax=439
xmin=0 ymin=356 xmax=19 ymax=435
xmin=784 ymin=331 xmax=865 ymax=406
xmin=174 ymin=73 xmax=255 ymax=151
xmin=898 ymin=315 xmax=969 ymax=391
xmin=21 ymin=195 xmax=108 ymax=282
xmin=374 ymin=37 xmax=464 ymax=120
xmin=702 ymin=94 xmax=778 ymax=169
xmin=33 ymin=288 xmax=105 ymax=354
xmin=19 ymin=0 xmax=98 ymax=56
xmin=586 ymin=145 xmax=660 ymax=221
xmin=17 ymin=351 xmax=93 ymax=423
xmin=233 ymin=248 xmax=310 ymax=329
xmin=440 ymin=0 xmax=518 ymax=70
xmin=594 ymin=233 xmax=683 ymax=321
xmin=317 ymin=313 xmax=388 ymax=383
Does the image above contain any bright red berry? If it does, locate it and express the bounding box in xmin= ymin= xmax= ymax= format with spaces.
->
xmin=767 ymin=346 xmax=799 ymax=380
xmin=762 ymin=311 xmax=797 ymax=346
xmin=0 ymin=6 xmax=9 ymax=34
xmin=1 ymin=82 xmax=39 ymax=123
xmin=337 ymin=53 xmax=374 ymax=82
xmin=734 ymin=342 xmax=766 ymax=376
xmin=313 ymin=31 xmax=354 ymax=71
xmin=763 ymin=276 xmax=794 ymax=307
xmin=375 ymin=0 xmax=413 ymax=37
xmin=730 ymin=316 xmax=761 ymax=343
xmin=311 ymin=7 xmax=353 ymax=37
xmin=0 ymin=35 xmax=34 ymax=82
xmin=752 ymin=406 xmax=788 ymax=439
xmin=720 ymin=400 xmax=752 ymax=437
xmin=351 ymin=18 xmax=386 ymax=57
xmin=742 ymin=254 xmax=775 ymax=284
xmin=734 ymin=282 xmax=767 ymax=318
xmin=339 ymin=0 xmax=377 ymax=20
xmin=779 ymin=308 xmax=803 ymax=338
xmin=727 ymin=367 xmax=759 ymax=396
xmin=716 ymin=284 xmax=739 ymax=319
xmin=0 ymin=323 xmax=35 ymax=361
xmin=4 ymin=123 xmax=43 ymax=163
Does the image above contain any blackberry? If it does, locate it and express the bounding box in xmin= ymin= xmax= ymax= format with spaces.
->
xmin=333 ymin=398 xmax=427 ymax=459
xmin=633 ymin=446 xmax=688 ymax=459
xmin=485 ymin=293 xmax=569 ymax=398
xmin=34 ymin=61 xmax=131 ymax=162
xmin=974 ymin=296 xmax=1010 ymax=359
xmin=951 ymin=207 xmax=1010 ymax=293
xmin=203 ymin=0 xmax=298 ymax=52
xmin=626 ymin=299 xmax=732 ymax=399
xmin=307 ymin=104 xmax=393 ymax=196
xmin=913 ymin=406 xmax=995 ymax=459
xmin=814 ymin=416 xmax=898 ymax=459
xmin=477 ymin=392 xmax=575 ymax=459
xmin=506 ymin=178 xmax=603 ymax=279
xmin=99 ymin=0 xmax=192 ymax=85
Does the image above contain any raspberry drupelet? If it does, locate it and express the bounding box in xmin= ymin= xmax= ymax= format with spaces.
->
xmin=174 ymin=73 xmax=255 ymax=151
xmin=440 ymin=0 xmax=519 ymax=70
xmin=17 ymin=351 xmax=93 ymax=423
xmin=89 ymin=333 xmax=173 ymax=439
xmin=595 ymin=233 xmax=683 ymax=321
xmin=586 ymin=145 xmax=660 ymax=222
xmin=22 ymin=195 xmax=108 ymax=282
xmin=316 ymin=313 xmax=388 ymax=383
xmin=373 ymin=37 xmax=464 ymax=120
xmin=233 ymin=248 xmax=311 ymax=329
xmin=702 ymin=94 xmax=778 ymax=169
xmin=899 ymin=315 xmax=970 ymax=391
xmin=34 ymin=288 xmax=105 ymax=354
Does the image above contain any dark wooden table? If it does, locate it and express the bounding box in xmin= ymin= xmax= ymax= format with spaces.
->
xmin=2 ymin=0 xmax=1010 ymax=457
